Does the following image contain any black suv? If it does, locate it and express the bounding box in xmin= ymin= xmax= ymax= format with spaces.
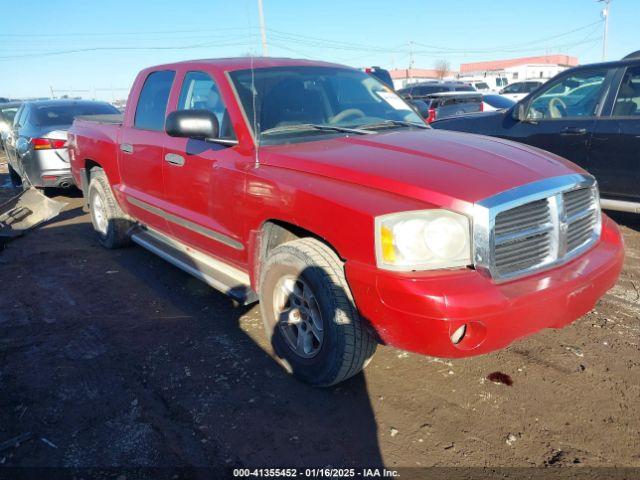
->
xmin=432 ymin=55 xmax=640 ymax=213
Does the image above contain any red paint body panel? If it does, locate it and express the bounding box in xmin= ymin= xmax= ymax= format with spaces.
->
xmin=68 ymin=58 xmax=625 ymax=359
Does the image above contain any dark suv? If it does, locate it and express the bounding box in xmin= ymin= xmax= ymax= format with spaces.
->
xmin=432 ymin=55 xmax=640 ymax=213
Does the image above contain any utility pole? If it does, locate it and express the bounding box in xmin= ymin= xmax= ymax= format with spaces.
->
xmin=257 ymin=0 xmax=268 ymax=57
xmin=599 ymin=0 xmax=612 ymax=61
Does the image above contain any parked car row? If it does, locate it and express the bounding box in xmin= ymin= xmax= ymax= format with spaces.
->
xmin=432 ymin=54 xmax=640 ymax=212
xmin=3 ymin=99 xmax=119 ymax=188
xmin=63 ymin=57 xmax=623 ymax=387
xmin=396 ymin=82 xmax=516 ymax=123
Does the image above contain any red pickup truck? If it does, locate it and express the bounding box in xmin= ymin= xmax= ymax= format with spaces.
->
xmin=68 ymin=58 xmax=624 ymax=386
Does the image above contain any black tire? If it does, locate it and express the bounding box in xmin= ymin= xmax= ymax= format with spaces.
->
xmin=259 ymin=238 xmax=377 ymax=387
xmin=88 ymin=168 xmax=132 ymax=249
xmin=7 ymin=164 xmax=22 ymax=188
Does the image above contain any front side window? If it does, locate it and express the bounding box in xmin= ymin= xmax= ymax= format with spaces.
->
xmin=178 ymin=71 xmax=236 ymax=139
xmin=502 ymin=83 xmax=522 ymax=94
xmin=527 ymin=69 xmax=607 ymax=120
xmin=229 ymin=66 xmax=424 ymax=145
xmin=524 ymin=81 xmax=542 ymax=92
xmin=134 ymin=70 xmax=175 ymax=131
xmin=612 ymin=66 xmax=640 ymax=117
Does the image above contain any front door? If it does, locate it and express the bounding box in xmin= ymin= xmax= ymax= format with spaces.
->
xmin=589 ymin=66 xmax=640 ymax=201
xmin=118 ymin=69 xmax=176 ymax=233
xmin=162 ymin=70 xmax=247 ymax=266
xmin=503 ymin=67 xmax=612 ymax=172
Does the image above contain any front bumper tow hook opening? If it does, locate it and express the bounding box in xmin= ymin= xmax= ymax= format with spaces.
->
xmin=451 ymin=324 xmax=467 ymax=345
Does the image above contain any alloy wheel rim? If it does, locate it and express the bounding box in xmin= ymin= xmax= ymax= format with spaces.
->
xmin=272 ymin=275 xmax=324 ymax=358
xmin=92 ymin=193 xmax=108 ymax=235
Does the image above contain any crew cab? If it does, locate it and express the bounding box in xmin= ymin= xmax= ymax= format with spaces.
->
xmin=432 ymin=55 xmax=640 ymax=213
xmin=68 ymin=58 xmax=624 ymax=386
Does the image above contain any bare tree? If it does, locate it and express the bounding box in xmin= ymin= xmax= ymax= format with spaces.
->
xmin=434 ymin=59 xmax=450 ymax=80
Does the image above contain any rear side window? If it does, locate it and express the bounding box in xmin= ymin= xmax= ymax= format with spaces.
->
xmin=134 ymin=70 xmax=175 ymax=131
xmin=14 ymin=106 xmax=27 ymax=127
xmin=0 ymin=106 xmax=19 ymax=123
xmin=32 ymin=103 xmax=119 ymax=127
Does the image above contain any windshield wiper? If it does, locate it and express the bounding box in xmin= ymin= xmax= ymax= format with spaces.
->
xmin=261 ymin=123 xmax=372 ymax=136
xmin=356 ymin=120 xmax=429 ymax=130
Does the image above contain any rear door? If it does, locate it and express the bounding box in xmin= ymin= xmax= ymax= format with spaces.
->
xmin=501 ymin=67 xmax=613 ymax=171
xmin=118 ymin=70 xmax=176 ymax=232
xmin=162 ymin=70 xmax=247 ymax=265
xmin=589 ymin=65 xmax=640 ymax=201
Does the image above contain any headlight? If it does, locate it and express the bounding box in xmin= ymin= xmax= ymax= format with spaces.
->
xmin=375 ymin=209 xmax=472 ymax=271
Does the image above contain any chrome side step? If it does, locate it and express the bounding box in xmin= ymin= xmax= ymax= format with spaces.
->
xmin=600 ymin=198 xmax=640 ymax=214
xmin=131 ymin=227 xmax=258 ymax=305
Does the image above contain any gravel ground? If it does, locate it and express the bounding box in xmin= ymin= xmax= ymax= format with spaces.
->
xmin=0 ymin=153 xmax=638 ymax=478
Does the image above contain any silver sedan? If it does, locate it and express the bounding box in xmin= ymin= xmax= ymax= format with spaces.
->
xmin=5 ymin=99 xmax=119 ymax=188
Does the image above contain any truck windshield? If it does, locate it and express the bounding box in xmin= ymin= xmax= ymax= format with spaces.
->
xmin=229 ymin=66 xmax=424 ymax=144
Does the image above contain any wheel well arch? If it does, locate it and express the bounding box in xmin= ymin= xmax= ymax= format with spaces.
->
xmin=252 ymin=219 xmax=344 ymax=287
xmin=84 ymin=158 xmax=102 ymax=175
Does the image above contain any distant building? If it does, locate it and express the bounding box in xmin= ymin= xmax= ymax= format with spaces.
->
xmin=459 ymin=54 xmax=579 ymax=83
xmin=389 ymin=68 xmax=458 ymax=90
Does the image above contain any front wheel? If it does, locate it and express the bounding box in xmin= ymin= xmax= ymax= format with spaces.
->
xmin=259 ymin=238 xmax=377 ymax=386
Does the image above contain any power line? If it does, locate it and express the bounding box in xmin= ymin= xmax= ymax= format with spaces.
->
xmin=0 ymin=20 xmax=606 ymax=62
xmin=0 ymin=26 xmax=258 ymax=38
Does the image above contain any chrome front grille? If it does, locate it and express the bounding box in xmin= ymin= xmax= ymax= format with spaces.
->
xmin=473 ymin=174 xmax=601 ymax=282
xmin=494 ymin=199 xmax=553 ymax=276
xmin=564 ymin=187 xmax=599 ymax=252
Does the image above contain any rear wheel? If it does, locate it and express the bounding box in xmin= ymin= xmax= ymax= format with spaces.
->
xmin=259 ymin=238 xmax=377 ymax=386
xmin=7 ymin=164 xmax=21 ymax=188
xmin=88 ymin=168 xmax=132 ymax=249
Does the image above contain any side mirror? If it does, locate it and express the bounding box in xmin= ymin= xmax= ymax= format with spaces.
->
xmin=408 ymin=99 xmax=429 ymax=118
xmin=165 ymin=110 xmax=219 ymax=139
xmin=511 ymin=103 xmax=527 ymax=122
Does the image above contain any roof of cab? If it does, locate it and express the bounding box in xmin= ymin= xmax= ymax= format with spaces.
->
xmin=144 ymin=57 xmax=351 ymax=72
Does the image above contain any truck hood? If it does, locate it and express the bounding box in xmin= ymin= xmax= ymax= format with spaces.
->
xmin=260 ymin=128 xmax=583 ymax=210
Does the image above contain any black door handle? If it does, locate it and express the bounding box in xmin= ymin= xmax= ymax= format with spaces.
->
xmin=561 ymin=127 xmax=587 ymax=136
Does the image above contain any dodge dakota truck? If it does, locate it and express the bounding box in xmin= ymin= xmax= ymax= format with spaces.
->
xmin=68 ymin=58 xmax=624 ymax=386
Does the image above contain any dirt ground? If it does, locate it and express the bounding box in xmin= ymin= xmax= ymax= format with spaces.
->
xmin=0 ymin=152 xmax=638 ymax=479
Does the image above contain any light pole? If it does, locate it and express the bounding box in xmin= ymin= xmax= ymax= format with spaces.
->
xmin=257 ymin=0 xmax=268 ymax=57
xmin=599 ymin=0 xmax=612 ymax=61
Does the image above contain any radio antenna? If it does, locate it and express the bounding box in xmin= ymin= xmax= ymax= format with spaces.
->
xmin=251 ymin=54 xmax=260 ymax=169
